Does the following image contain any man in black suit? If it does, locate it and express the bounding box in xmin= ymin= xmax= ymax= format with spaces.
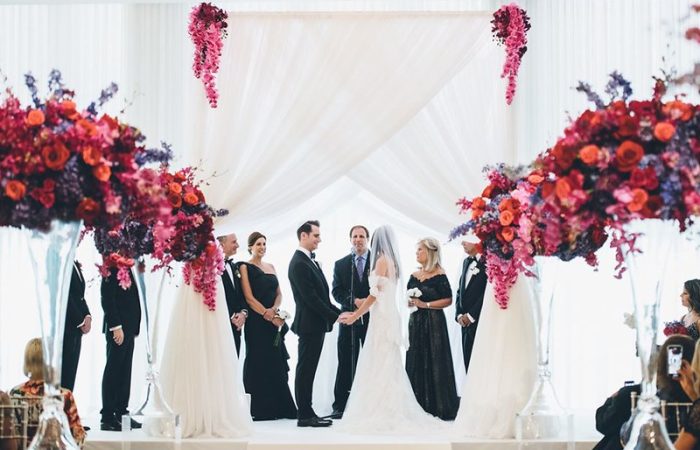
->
xmin=61 ymin=260 xmax=91 ymax=392
xmin=455 ymin=236 xmax=488 ymax=375
xmin=100 ymin=267 xmax=142 ymax=431
xmin=288 ymin=220 xmax=341 ymax=427
xmin=218 ymin=233 xmax=248 ymax=355
xmin=329 ymin=225 xmax=370 ymax=419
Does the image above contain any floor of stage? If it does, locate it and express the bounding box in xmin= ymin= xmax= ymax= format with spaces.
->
xmin=82 ymin=418 xmax=598 ymax=450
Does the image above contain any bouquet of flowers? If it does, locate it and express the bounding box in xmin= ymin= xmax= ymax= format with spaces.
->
xmin=272 ymin=309 xmax=291 ymax=347
xmin=406 ymin=287 xmax=422 ymax=312
xmin=452 ymin=73 xmax=700 ymax=308
xmin=663 ymin=320 xmax=690 ymax=337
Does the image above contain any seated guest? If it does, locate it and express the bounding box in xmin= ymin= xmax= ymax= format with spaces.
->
xmin=0 ymin=390 xmax=18 ymax=450
xmin=10 ymin=338 xmax=86 ymax=447
xmin=593 ymin=335 xmax=695 ymax=450
xmin=674 ymin=337 xmax=700 ymax=449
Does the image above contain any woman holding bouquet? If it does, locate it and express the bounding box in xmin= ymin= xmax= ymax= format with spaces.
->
xmin=405 ymin=237 xmax=459 ymax=420
xmin=239 ymin=232 xmax=297 ymax=421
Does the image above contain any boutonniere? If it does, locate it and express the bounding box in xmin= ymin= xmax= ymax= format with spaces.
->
xmin=234 ymin=268 xmax=241 ymax=279
xmin=469 ymin=265 xmax=480 ymax=276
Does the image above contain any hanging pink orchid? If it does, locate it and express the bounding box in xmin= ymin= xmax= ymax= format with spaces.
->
xmin=188 ymin=3 xmax=229 ymax=108
xmin=491 ymin=4 xmax=531 ymax=105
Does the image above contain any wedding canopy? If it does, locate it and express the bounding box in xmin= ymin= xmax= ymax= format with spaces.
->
xmin=0 ymin=0 xmax=698 ymax=438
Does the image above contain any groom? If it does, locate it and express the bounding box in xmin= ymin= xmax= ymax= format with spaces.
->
xmin=289 ymin=220 xmax=341 ymax=427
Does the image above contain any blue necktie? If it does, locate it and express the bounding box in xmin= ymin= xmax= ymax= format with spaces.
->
xmin=356 ymin=255 xmax=365 ymax=280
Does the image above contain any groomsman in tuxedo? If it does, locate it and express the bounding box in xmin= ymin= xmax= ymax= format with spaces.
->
xmin=289 ymin=220 xmax=341 ymax=427
xmin=329 ymin=225 xmax=371 ymax=419
xmin=61 ymin=260 xmax=91 ymax=392
xmin=218 ymin=233 xmax=248 ymax=355
xmin=455 ymin=235 xmax=488 ymax=375
xmin=100 ymin=266 xmax=142 ymax=432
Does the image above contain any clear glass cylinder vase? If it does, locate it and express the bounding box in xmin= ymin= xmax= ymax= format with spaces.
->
xmin=132 ymin=267 xmax=179 ymax=437
xmin=516 ymin=255 xmax=571 ymax=440
xmin=25 ymin=219 xmax=82 ymax=450
xmin=623 ymin=219 xmax=674 ymax=450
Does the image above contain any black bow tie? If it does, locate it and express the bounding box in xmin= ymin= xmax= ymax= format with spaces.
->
xmin=225 ymin=258 xmax=234 ymax=265
xmin=310 ymin=252 xmax=316 ymax=260
xmin=467 ymin=256 xmax=476 ymax=265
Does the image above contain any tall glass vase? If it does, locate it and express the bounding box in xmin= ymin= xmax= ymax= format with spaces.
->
xmin=516 ymin=255 xmax=571 ymax=441
xmin=132 ymin=267 xmax=179 ymax=437
xmin=623 ymin=219 xmax=674 ymax=450
xmin=25 ymin=219 xmax=82 ymax=450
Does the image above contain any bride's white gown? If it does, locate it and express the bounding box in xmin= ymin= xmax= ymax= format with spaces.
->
xmin=452 ymin=276 xmax=537 ymax=438
xmin=339 ymin=273 xmax=445 ymax=434
xmin=160 ymin=279 xmax=252 ymax=438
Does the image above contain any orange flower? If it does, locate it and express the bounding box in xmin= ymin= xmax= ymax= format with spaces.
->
xmin=76 ymin=198 xmax=100 ymax=223
xmin=26 ymin=109 xmax=45 ymax=126
xmin=168 ymin=182 xmax=183 ymax=195
xmin=653 ymin=122 xmax=676 ymax=143
xmin=500 ymin=226 xmax=515 ymax=242
xmin=93 ymin=164 xmax=112 ymax=182
xmin=183 ymin=192 xmax=199 ymax=206
xmin=499 ymin=198 xmax=519 ymax=212
xmin=77 ymin=119 xmax=97 ymax=136
xmin=554 ymin=178 xmax=572 ymax=201
xmin=60 ymin=100 xmax=77 ymax=117
xmin=579 ymin=145 xmax=600 ymax=166
xmin=168 ymin=192 xmax=183 ymax=208
xmin=4 ymin=180 xmax=26 ymax=201
xmin=499 ymin=210 xmax=514 ymax=226
xmin=627 ymin=188 xmax=649 ymax=212
xmin=663 ymin=100 xmax=693 ymax=121
xmin=41 ymin=143 xmax=71 ymax=171
xmin=615 ymin=140 xmax=644 ymax=172
xmin=174 ymin=171 xmax=187 ymax=183
xmin=471 ymin=197 xmax=486 ymax=210
xmin=82 ymin=146 xmax=102 ymax=166
xmin=527 ymin=173 xmax=544 ymax=184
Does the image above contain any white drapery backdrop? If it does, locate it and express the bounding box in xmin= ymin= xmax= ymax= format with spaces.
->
xmin=0 ymin=0 xmax=698 ymax=439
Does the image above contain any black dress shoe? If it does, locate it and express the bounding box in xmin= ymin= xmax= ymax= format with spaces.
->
xmin=325 ymin=410 xmax=343 ymax=419
xmin=297 ymin=416 xmax=333 ymax=427
xmin=83 ymin=426 xmax=91 ymax=432
xmin=129 ymin=418 xmax=142 ymax=429
xmin=100 ymin=419 xmax=121 ymax=432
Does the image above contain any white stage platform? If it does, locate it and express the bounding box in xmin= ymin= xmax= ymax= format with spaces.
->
xmin=82 ymin=419 xmax=598 ymax=450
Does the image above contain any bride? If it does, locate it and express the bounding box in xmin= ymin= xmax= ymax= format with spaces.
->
xmin=452 ymin=275 xmax=537 ymax=438
xmin=337 ymin=225 xmax=445 ymax=433
xmin=160 ymin=267 xmax=252 ymax=438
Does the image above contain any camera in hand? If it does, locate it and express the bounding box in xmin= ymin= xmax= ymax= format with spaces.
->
xmin=667 ymin=344 xmax=683 ymax=378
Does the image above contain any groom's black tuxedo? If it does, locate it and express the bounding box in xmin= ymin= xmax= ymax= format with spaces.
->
xmin=331 ymin=251 xmax=370 ymax=412
xmin=289 ymin=249 xmax=341 ymax=420
xmin=455 ymin=255 xmax=487 ymax=375
xmin=222 ymin=260 xmax=247 ymax=354
xmin=100 ymin=268 xmax=141 ymax=422
xmin=61 ymin=262 xmax=90 ymax=391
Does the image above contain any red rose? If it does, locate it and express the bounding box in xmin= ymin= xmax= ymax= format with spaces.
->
xmin=653 ymin=122 xmax=676 ymax=142
xmin=629 ymin=167 xmax=659 ymax=191
xmin=551 ymin=142 xmax=576 ymax=171
xmin=615 ymin=140 xmax=644 ymax=172
xmin=98 ymin=114 xmax=119 ymax=131
xmin=616 ymin=116 xmax=639 ymax=138
xmin=168 ymin=192 xmax=183 ymax=208
xmin=26 ymin=109 xmax=45 ymax=126
xmin=76 ymin=198 xmax=101 ymax=223
xmin=4 ymin=180 xmax=26 ymax=201
xmin=31 ymin=187 xmax=55 ymax=209
xmin=42 ymin=143 xmax=71 ymax=171
xmin=174 ymin=171 xmax=187 ymax=183
xmin=642 ymin=195 xmax=663 ymax=217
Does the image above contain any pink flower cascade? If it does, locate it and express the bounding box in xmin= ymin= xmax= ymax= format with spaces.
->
xmin=491 ymin=4 xmax=531 ymax=105
xmin=183 ymin=241 xmax=225 ymax=311
xmin=188 ymin=3 xmax=229 ymax=108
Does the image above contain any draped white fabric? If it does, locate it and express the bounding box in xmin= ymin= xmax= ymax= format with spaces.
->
xmin=0 ymin=1 xmax=697 ymax=439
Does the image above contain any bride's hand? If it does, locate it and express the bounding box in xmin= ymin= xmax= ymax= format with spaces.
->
xmin=338 ymin=312 xmax=356 ymax=325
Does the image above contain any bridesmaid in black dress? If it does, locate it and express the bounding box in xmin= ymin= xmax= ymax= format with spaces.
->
xmin=238 ymin=232 xmax=297 ymax=421
xmin=405 ymin=237 xmax=459 ymax=420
